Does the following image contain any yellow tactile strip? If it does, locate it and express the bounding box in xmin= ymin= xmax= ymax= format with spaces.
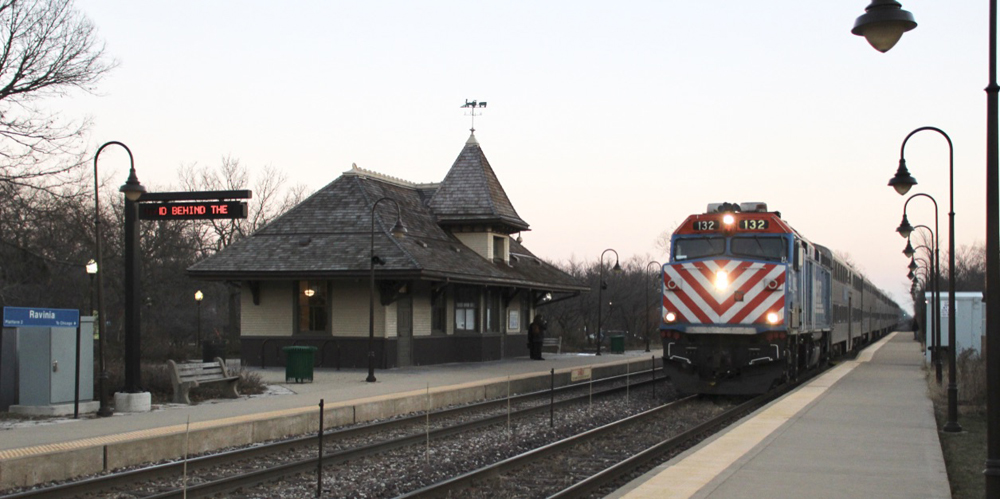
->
xmin=619 ymin=333 xmax=896 ymax=499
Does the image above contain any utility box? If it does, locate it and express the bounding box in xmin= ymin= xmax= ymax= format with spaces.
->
xmin=923 ymin=292 xmax=985 ymax=363
xmin=0 ymin=317 xmax=95 ymax=413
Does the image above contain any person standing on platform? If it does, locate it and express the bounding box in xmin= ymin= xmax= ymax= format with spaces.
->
xmin=529 ymin=314 xmax=547 ymax=360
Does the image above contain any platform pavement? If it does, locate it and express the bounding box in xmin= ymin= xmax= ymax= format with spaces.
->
xmin=610 ymin=332 xmax=951 ymax=499
xmin=0 ymin=348 xmax=657 ymax=489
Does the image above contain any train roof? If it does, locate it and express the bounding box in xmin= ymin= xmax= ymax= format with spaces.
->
xmin=673 ymin=202 xmax=795 ymax=236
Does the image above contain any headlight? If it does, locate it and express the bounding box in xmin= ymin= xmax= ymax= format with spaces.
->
xmin=766 ymin=312 xmax=780 ymax=324
xmin=723 ymin=214 xmax=735 ymax=225
xmin=714 ymin=269 xmax=729 ymax=290
xmin=665 ymin=311 xmax=677 ymax=322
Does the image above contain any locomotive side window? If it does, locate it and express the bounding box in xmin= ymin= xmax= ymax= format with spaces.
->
xmin=673 ymin=237 xmax=725 ymax=261
xmin=730 ymin=236 xmax=787 ymax=262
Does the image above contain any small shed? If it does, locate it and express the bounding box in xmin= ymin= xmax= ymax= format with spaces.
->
xmin=923 ymin=291 xmax=985 ymax=362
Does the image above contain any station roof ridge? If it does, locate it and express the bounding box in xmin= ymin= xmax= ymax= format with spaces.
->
xmin=343 ymin=162 xmax=439 ymax=190
xmin=186 ymin=134 xmax=584 ymax=292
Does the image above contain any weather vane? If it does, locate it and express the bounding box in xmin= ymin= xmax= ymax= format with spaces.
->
xmin=461 ymin=99 xmax=487 ymax=133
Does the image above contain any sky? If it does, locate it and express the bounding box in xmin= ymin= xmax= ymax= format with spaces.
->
xmin=63 ymin=1 xmax=988 ymax=311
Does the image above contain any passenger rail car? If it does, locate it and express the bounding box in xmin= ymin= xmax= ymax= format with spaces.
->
xmin=660 ymin=202 xmax=905 ymax=395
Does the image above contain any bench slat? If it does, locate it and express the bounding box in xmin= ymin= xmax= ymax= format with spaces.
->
xmin=176 ymin=364 xmax=223 ymax=371
xmin=177 ymin=368 xmax=224 ymax=376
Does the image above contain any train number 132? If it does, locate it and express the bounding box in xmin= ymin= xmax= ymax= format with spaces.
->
xmin=739 ymin=219 xmax=769 ymax=230
xmin=693 ymin=220 xmax=716 ymax=231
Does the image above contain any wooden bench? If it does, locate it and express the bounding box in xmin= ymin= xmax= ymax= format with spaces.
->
xmin=167 ymin=357 xmax=240 ymax=405
xmin=542 ymin=337 xmax=562 ymax=354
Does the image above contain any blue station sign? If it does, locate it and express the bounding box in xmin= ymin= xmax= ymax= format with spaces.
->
xmin=2 ymin=307 xmax=79 ymax=328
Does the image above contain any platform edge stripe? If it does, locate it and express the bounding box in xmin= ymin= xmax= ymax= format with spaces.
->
xmin=0 ymin=404 xmax=320 ymax=462
xmin=856 ymin=332 xmax=896 ymax=363
xmin=0 ymin=357 xmax=647 ymax=464
xmin=619 ymin=385 xmax=833 ymax=499
xmin=619 ymin=333 xmax=899 ymax=499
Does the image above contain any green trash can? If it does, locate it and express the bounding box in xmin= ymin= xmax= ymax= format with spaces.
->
xmin=283 ymin=346 xmax=318 ymax=383
xmin=610 ymin=335 xmax=625 ymax=354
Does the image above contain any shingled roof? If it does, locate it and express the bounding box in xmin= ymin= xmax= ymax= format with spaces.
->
xmin=188 ymin=137 xmax=585 ymax=293
xmin=428 ymin=133 xmax=529 ymax=232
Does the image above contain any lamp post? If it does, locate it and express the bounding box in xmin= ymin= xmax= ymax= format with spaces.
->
xmin=888 ymin=129 xmax=961 ymax=432
xmin=596 ymin=249 xmax=621 ymax=357
xmin=195 ymin=290 xmax=204 ymax=349
xmin=367 ymin=197 xmax=406 ymax=382
xmin=86 ymin=260 xmax=97 ymax=317
xmin=905 ymin=241 xmax=936 ymax=359
xmin=855 ymin=3 xmax=989 ymax=480
xmin=897 ymin=199 xmax=942 ymax=384
xmin=92 ymin=142 xmax=139 ymax=417
xmin=120 ymin=158 xmax=146 ymax=393
xmin=644 ymin=261 xmax=661 ymax=353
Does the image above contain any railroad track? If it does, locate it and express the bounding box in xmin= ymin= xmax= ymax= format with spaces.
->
xmin=0 ymin=365 xmax=663 ymax=499
xmin=397 ymin=364 xmax=820 ymax=499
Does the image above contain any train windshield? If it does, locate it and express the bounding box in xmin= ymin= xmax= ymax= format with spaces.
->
xmin=731 ymin=236 xmax=787 ymax=262
xmin=673 ymin=237 xmax=725 ymax=261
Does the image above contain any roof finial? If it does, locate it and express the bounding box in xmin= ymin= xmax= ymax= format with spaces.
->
xmin=461 ymin=99 xmax=487 ymax=135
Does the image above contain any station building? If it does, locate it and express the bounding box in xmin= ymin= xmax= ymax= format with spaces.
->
xmin=188 ymin=133 xmax=588 ymax=368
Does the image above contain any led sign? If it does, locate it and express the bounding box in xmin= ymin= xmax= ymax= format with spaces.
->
xmin=139 ymin=201 xmax=248 ymax=220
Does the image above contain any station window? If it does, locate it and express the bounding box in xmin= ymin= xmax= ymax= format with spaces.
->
xmin=454 ymin=286 xmax=479 ymax=332
xmin=493 ymin=236 xmax=506 ymax=262
xmin=431 ymin=287 xmax=447 ymax=334
xmin=484 ymin=288 xmax=501 ymax=332
xmin=296 ymin=280 xmax=328 ymax=333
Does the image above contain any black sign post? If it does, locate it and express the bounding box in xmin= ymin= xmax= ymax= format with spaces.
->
xmin=122 ymin=189 xmax=250 ymax=395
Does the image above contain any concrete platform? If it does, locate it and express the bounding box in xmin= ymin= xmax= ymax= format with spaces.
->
xmin=0 ymin=349 xmax=657 ymax=491
xmin=610 ymin=332 xmax=951 ymax=499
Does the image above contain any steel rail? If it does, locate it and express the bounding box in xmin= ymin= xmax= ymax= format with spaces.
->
xmin=549 ymin=368 xmax=812 ymax=498
xmin=396 ymin=396 xmax=700 ymax=499
xmin=140 ymin=375 xmax=662 ymax=499
xmin=0 ymin=365 xmax=660 ymax=499
xmin=398 ymin=356 xmax=832 ymax=499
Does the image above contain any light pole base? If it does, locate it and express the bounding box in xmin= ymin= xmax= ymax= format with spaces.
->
xmin=97 ymin=370 xmax=113 ymax=417
xmin=942 ymin=421 xmax=963 ymax=433
xmin=114 ymin=392 xmax=151 ymax=413
xmin=366 ymin=375 xmax=377 ymax=383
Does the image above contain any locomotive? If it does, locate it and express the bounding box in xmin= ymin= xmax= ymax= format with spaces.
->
xmin=659 ymin=202 xmax=904 ymax=395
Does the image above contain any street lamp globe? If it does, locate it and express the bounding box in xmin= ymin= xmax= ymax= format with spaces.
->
xmin=851 ymin=0 xmax=917 ymax=53
xmin=86 ymin=259 xmax=98 ymax=275
xmin=888 ymin=159 xmax=918 ymax=195
xmin=896 ymin=214 xmax=914 ymax=239
xmin=119 ymin=168 xmax=146 ymax=201
xmin=902 ymin=239 xmax=915 ymax=258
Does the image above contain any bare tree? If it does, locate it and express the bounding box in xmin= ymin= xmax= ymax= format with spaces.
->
xmin=179 ymin=156 xmax=307 ymax=340
xmin=950 ymin=242 xmax=985 ymax=292
xmin=0 ymin=0 xmax=115 ymax=192
xmin=179 ymin=156 xmax=306 ymax=255
xmin=652 ymin=224 xmax=677 ymax=259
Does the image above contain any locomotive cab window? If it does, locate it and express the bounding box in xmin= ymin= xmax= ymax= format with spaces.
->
xmin=730 ymin=236 xmax=787 ymax=262
xmin=673 ymin=237 xmax=725 ymax=261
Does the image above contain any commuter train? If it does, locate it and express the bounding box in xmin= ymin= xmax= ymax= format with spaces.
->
xmin=659 ymin=202 xmax=905 ymax=395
